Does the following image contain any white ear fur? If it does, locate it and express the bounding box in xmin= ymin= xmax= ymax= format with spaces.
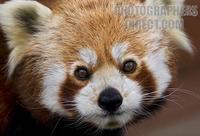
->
xmin=167 ymin=29 xmax=193 ymax=54
xmin=0 ymin=0 xmax=52 ymax=49
xmin=0 ymin=0 xmax=52 ymax=77
xmin=145 ymin=0 xmax=193 ymax=54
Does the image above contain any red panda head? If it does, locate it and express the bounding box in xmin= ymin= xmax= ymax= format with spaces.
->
xmin=0 ymin=0 xmax=192 ymax=129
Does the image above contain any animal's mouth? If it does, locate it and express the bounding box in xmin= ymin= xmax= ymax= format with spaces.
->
xmin=102 ymin=114 xmax=128 ymax=129
xmin=84 ymin=111 xmax=133 ymax=129
xmin=100 ymin=111 xmax=125 ymax=117
xmin=104 ymin=120 xmax=122 ymax=129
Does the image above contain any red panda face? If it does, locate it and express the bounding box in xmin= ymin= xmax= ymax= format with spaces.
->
xmin=0 ymin=0 xmax=191 ymax=130
xmin=11 ymin=14 xmax=172 ymax=129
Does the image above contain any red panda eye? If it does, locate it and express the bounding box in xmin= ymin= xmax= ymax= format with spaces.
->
xmin=122 ymin=60 xmax=137 ymax=73
xmin=74 ymin=66 xmax=90 ymax=81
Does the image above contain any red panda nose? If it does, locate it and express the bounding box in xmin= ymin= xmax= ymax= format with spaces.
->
xmin=98 ymin=87 xmax=123 ymax=113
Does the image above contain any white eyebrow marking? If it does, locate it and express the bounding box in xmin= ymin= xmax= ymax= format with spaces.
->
xmin=112 ymin=42 xmax=129 ymax=62
xmin=79 ymin=48 xmax=97 ymax=65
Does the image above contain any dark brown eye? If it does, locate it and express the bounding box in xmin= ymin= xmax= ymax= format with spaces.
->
xmin=74 ymin=67 xmax=90 ymax=81
xmin=122 ymin=60 xmax=137 ymax=73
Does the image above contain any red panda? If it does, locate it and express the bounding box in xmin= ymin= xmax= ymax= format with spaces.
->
xmin=0 ymin=0 xmax=192 ymax=136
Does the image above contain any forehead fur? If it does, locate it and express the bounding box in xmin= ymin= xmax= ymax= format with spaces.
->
xmin=54 ymin=6 xmax=148 ymax=65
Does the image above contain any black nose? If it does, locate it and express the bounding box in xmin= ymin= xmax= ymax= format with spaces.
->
xmin=98 ymin=87 xmax=123 ymax=113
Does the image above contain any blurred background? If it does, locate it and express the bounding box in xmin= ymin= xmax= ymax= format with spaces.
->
xmin=0 ymin=0 xmax=199 ymax=136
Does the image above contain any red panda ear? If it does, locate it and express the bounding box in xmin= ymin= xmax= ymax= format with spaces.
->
xmin=0 ymin=1 xmax=52 ymax=77
xmin=144 ymin=0 xmax=193 ymax=54
xmin=0 ymin=0 xmax=52 ymax=49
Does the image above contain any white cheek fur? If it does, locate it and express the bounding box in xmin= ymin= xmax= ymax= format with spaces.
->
xmin=75 ymin=83 xmax=101 ymax=116
xmin=145 ymin=48 xmax=172 ymax=97
xmin=121 ymin=78 xmax=143 ymax=112
xmin=41 ymin=64 xmax=67 ymax=116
